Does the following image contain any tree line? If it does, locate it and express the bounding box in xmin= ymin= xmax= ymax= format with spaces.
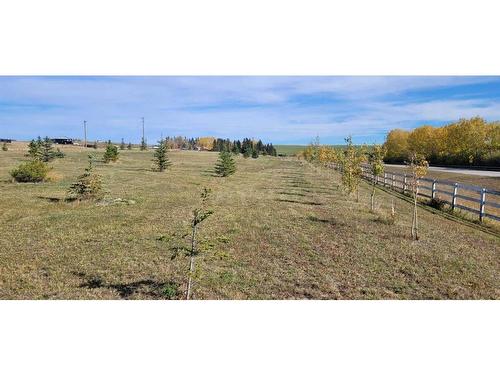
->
xmin=300 ymin=136 xmax=428 ymax=240
xmin=384 ymin=117 xmax=500 ymax=166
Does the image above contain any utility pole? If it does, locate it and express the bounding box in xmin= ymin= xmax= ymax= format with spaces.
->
xmin=83 ymin=120 xmax=87 ymax=148
xmin=142 ymin=117 xmax=145 ymax=141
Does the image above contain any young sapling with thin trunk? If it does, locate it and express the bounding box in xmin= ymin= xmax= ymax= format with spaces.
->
xmin=368 ymin=145 xmax=386 ymax=212
xmin=406 ymin=152 xmax=429 ymax=240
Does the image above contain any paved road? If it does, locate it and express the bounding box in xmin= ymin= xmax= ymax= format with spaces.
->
xmin=384 ymin=164 xmax=500 ymax=177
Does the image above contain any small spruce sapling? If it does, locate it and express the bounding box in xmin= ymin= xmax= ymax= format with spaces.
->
xmin=214 ymin=151 xmax=236 ymax=177
xmin=152 ymin=138 xmax=172 ymax=172
xmin=40 ymin=137 xmax=56 ymax=162
xmin=127 ymin=142 xmax=133 ymax=150
xmin=406 ymin=152 xmax=429 ymax=240
xmin=251 ymin=149 xmax=259 ymax=159
xmin=1 ymin=142 xmax=8 ymax=151
xmin=67 ymin=155 xmax=104 ymax=201
xmin=27 ymin=137 xmax=43 ymax=160
xmin=120 ymin=138 xmax=126 ymax=150
xmin=103 ymin=140 xmax=119 ymax=163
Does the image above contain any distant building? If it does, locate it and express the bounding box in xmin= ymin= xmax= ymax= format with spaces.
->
xmin=0 ymin=138 xmax=13 ymax=143
xmin=51 ymin=137 xmax=74 ymax=145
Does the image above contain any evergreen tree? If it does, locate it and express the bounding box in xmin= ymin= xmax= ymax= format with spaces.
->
xmin=92 ymin=141 xmax=98 ymax=149
xmin=127 ymin=142 xmax=133 ymax=150
xmin=103 ymin=140 xmax=119 ymax=163
xmin=2 ymin=142 xmax=8 ymax=151
xmin=67 ymin=155 xmax=104 ymax=201
xmin=243 ymin=148 xmax=252 ymax=158
xmin=27 ymin=137 xmax=43 ymax=160
xmin=120 ymin=138 xmax=126 ymax=150
xmin=40 ymin=137 xmax=56 ymax=162
xmin=251 ymin=149 xmax=259 ymax=158
xmin=214 ymin=151 xmax=236 ymax=177
xmin=152 ymin=138 xmax=172 ymax=172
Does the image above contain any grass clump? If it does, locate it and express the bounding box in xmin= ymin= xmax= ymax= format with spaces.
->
xmin=10 ymin=160 xmax=51 ymax=182
xmin=67 ymin=155 xmax=104 ymax=201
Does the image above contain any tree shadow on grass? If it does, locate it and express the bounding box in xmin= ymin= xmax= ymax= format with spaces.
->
xmin=200 ymin=169 xmax=217 ymax=177
xmin=276 ymin=198 xmax=323 ymax=206
xmin=37 ymin=196 xmax=78 ymax=203
xmin=278 ymin=191 xmax=309 ymax=197
xmin=74 ymin=272 xmax=181 ymax=299
xmin=307 ymin=215 xmax=339 ymax=225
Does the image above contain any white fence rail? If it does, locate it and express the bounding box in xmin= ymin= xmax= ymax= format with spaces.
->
xmin=330 ymin=163 xmax=500 ymax=222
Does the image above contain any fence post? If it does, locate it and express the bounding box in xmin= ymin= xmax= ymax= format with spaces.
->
xmin=403 ymin=174 xmax=407 ymax=194
xmin=391 ymin=173 xmax=395 ymax=189
xmin=451 ymin=183 xmax=458 ymax=211
xmin=431 ymin=180 xmax=437 ymax=200
xmin=479 ymin=188 xmax=486 ymax=222
xmin=383 ymin=172 xmax=387 ymax=187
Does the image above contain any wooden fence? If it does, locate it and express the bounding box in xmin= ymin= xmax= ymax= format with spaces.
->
xmin=330 ymin=163 xmax=500 ymax=222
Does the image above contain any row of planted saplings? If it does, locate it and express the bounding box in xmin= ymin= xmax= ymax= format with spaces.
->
xmin=300 ymin=137 xmax=429 ymax=240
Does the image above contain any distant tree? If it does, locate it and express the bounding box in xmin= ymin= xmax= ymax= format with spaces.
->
xmin=214 ymin=151 xmax=236 ymax=177
xmin=251 ymin=149 xmax=259 ymax=159
xmin=68 ymin=155 xmax=104 ymax=201
xmin=152 ymin=138 xmax=172 ymax=172
xmin=243 ymin=148 xmax=252 ymax=158
xmin=120 ymin=138 xmax=126 ymax=150
xmin=1 ymin=142 xmax=8 ymax=151
xmin=140 ymin=137 xmax=148 ymax=151
xmin=53 ymin=147 xmax=65 ymax=159
xmin=92 ymin=141 xmax=98 ymax=149
xmin=406 ymin=152 xmax=429 ymax=240
xmin=127 ymin=142 xmax=133 ymax=150
xmin=384 ymin=129 xmax=410 ymax=163
xmin=368 ymin=145 xmax=386 ymax=211
xmin=103 ymin=140 xmax=119 ymax=163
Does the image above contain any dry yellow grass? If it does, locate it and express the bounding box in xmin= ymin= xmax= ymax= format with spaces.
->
xmin=0 ymin=144 xmax=499 ymax=299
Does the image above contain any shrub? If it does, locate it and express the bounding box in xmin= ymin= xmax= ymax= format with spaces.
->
xmin=215 ymin=151 xmax=236 ymax=177
xmin=67 ymin=155 xmax=104 ymax=200
xmin=53 ymin=148 xmax=65 ymax=159
xmin=1 ymin=142 xmax=7 ymax=151
xmin=428 ymin=198 xmax=447 ymax=211
xmin=10 ymin=160 xmax=51 ymax=182
xmin=162 ymin=281 xmax=180 ymax=299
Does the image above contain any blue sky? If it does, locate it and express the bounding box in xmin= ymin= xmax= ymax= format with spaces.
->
xmin=1 ymin=76 xmax=500 ymax=144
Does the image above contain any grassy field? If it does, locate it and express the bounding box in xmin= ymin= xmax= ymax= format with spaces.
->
xmin=275 ymin=145 xmax=308 ymax=156
xmin=0 ymin=144 xmax=499 ymax=299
